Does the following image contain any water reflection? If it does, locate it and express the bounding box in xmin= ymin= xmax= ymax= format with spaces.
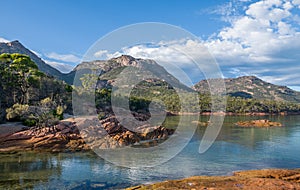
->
xmin=0 ymin=152 xmax=62 ymax=189
xmin=190 ymin=115 xmax=298 ymax=149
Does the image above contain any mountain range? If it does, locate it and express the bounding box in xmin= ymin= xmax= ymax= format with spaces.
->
xmin=193 ymin=76 xmax=300 ymax=103
xmin=1 ymin=40 xmax=300 ymax=103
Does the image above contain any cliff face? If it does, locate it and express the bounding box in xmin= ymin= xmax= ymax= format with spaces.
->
xmin=194 ymin=76 xmax=300 ymax=103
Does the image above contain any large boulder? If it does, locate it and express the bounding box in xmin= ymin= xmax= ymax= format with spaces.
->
xmin=76 ymin=115 xmax=174 ymax=149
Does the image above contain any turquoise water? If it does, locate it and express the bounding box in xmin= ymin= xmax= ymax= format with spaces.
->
xmin=1 ymin=115 xmax=300 ymax=189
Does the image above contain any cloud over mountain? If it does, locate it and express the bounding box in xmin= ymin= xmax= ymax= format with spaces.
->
xmin=0 ymin=37 xmax=9 ymax=43
xmin=206 ymin=0 xmax=300 ymax=64
xmin=43 ymin=52 xmax=80 ymax=73
xmin=91 ymin=0 xmax=300 ymax=89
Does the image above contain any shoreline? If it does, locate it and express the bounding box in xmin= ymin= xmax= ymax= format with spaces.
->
xmin=168 ymin=111 xmax=300 ymax=116
xmin=1 ymin=149 xmax=299 ymax=189
xmin=127 ymin=168 xmax=300 ymax=190
xmin=0 ymin=113 xmax=293 ymax=153
xmin=1 ymin=116 xmax=300 ymax=189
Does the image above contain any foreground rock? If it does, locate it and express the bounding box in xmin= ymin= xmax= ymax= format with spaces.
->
xmin=235 ymin=119 xmax=282 ymax=127
xmin=76 ymin=116 xmax=174 ymax=149
xmin=0 ymin=120 xmax=88 ymax=152
xmin=127 ymin=169 xmax=300 ymax=190
xmin=0 ymin=116 xmax=174 ymax=152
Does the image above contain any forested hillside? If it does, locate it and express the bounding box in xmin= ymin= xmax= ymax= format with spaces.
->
xmin=0 ymin=53 xmax=72 ymax=125
xmin=194 ymin=76 xmax=300 ymax=103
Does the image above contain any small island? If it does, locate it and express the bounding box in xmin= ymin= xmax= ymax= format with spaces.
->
xmin=235 ymin=119 xmax=283 ymax=127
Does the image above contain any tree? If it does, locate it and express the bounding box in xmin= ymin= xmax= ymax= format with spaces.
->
xmin=0 ymin=53 xmax=44 ymax=104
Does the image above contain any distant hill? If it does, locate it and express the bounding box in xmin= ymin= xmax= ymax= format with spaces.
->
xmin=70 ymin=55 xmax=193 ymax=92
xmin=72 ymin=55 xmax=197 ymax=115
xmin=0 ymin=40 xmax=66 ymax=81
xmin=193 ymin=76 xmax=300 ymax=103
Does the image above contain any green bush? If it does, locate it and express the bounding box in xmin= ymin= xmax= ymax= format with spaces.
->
xmin=23 ymin=118 xmax=37 ymax=127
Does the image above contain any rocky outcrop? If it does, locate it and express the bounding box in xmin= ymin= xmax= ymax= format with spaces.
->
xmin=0 ymin=121 xmax=88 ymax=152
xmin=128 ymin=169 xmax=300 ymax=190
xmin=235 ymin=119 xmax=282 ymax=127
xmin=78 ymin=116 xmax=174 ymax=149
xmin=0 ymin=116 xmax=174 ymax=152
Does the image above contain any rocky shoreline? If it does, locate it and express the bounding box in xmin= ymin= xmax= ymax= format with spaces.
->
xmin=0 ymin=116 xmax=286 ymax=152
xmin=0 ymin=116 xmax=174 ymax=153
xmin=127 ymin=169 xmax=300 ymax=190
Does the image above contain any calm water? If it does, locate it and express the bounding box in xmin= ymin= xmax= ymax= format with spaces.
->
xmin=1 ymin=115 xmax=300 ymax=189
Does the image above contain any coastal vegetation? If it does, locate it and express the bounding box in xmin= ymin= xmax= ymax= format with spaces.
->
xmin=0 ymin=53 xmax=72 ymax=125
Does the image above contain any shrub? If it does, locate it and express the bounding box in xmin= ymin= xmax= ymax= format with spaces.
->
xmin=23 ymin=118 xmax=37 ymax=127
xmin=6 ymin=104 xmax=29 ymax=121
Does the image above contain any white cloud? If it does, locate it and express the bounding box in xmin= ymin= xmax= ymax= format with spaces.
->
xmin=44 ymin=60 xmax=75 ymax=73
xmin=97 ymin=39 xmax=211 ymax=66
xmin=205 ymin=0 xmax=247 ymax=23
xmin=86 ymin=0 xmax=300 ymax=87
xmin=45 ymin=52 xmax=81 ymax=63
xmin=205 ymin=0 xmax=300 ymax=65
xmin=203 ymin=0 xmax=300 ymax=87
xmin=260 ymin=73 xmax=300 ymax=85
xmin=94 ymin=50 xmax=109 ymax=58
xmin=0 ymin=37 xmax=9 ymax=43
xmin=228 ymin=68 xmax=254 ymax=77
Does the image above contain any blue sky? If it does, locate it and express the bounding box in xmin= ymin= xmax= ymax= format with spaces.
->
xmin=0 ymin=0 xmax=228 ymax=54
xmin=1 ymin=0 xmax=300 ymax=90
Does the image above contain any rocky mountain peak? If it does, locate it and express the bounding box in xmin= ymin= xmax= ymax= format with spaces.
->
xmin=110 ymin=55 xmax=138 ymax=67
xmin=7 ymin=40 xmax=22 ymax=46
xmin=238 ymin=75 xmax=258 ymax=80
xmin=4 ymin=40 xmax=25 ymax=49
xmin=236 ymin=76 xmax=262 ymax=82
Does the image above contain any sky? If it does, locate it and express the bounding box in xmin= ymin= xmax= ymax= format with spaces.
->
xmin=1 ymin=0 xmax=300 ymax=90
